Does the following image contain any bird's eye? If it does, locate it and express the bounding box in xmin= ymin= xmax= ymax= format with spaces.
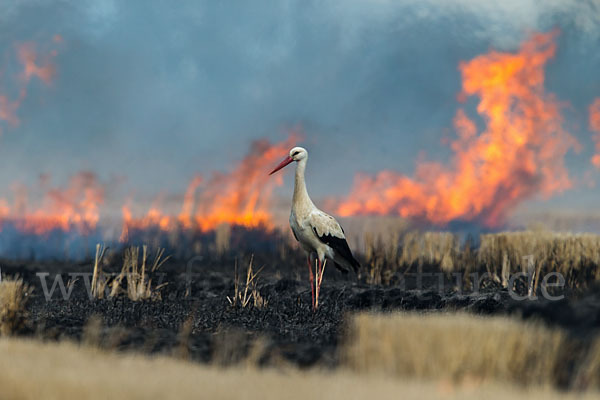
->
xmin=291 ymin=151 xmax=299 ymax=157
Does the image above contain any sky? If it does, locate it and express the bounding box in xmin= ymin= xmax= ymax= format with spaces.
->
xmin=0 ymin=0 xmax=599 ymax=220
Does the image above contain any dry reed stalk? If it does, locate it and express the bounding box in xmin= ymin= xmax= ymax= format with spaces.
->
xmin=227 ymin=256 xmax=267 ymax=309
xmin=501 ymin=252 xmax=510 ymax=288
xmin=91 ymin=244 xmax=107 ymax=299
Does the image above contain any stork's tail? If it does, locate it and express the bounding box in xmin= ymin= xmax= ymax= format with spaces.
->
xmin=346 ymin=254 xmax=360 ymax=274
xmin=334 ymin=253 xmax=361 ymax=275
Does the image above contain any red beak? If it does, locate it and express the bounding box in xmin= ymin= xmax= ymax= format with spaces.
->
xmin=269 ymin=155 xmax=294 ymax=175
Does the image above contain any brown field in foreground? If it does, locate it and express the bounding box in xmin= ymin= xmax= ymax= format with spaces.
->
xmin=1 ymin=310 xmax=599 ymax=398
xmin=344 ymin=313 xmax=600 ymax=389
xmin=0 ymin=337 xmax=598 ymax=400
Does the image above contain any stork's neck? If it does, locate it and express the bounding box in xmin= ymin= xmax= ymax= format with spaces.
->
xmin=293 ymin=158 xmax=314 ymax=210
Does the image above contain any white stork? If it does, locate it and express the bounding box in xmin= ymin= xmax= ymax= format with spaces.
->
xmin=269 ymin=146 xmax=360 ymax=310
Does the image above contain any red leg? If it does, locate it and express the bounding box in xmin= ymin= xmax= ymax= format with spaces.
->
xmin=307 ymin=256 xmax=315 ymax=310
xmin=315 ymin=259 xmax=327 ymax=310
xmin=315 ymin=258 xmax=321 ymax=310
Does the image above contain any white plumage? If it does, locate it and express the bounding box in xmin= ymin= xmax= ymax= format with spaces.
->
xmin=270 ymin=146 xmax=360 ymax=309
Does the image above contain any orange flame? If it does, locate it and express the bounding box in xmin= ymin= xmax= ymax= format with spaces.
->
xmin=192 ymin=136 xmax=296 ymax=231
xmin=119 ymin=134 xmax=298 ymax=240
xmin=0 ymin=172 xmax=104 ymax=235
xmin=119 ymin=202 xmax=173 ymax=242
xmin=337 ymin=31 xmax=579 ymax=227
xmin=589 ymin=98 xmax=600 ymax=169
xmin=178 ymin=175 xmax=203 ymax=228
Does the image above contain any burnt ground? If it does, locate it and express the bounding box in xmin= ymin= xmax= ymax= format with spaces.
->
xmin=2 ymin=253 xmax=600 ymax=368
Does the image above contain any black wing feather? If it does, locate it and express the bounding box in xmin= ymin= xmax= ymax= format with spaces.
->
xmin=312 ymin=227 xmax=360 ymax=273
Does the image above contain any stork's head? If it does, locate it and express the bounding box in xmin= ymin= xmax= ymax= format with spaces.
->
xmin=269 ymin=147 xmax=307 ymax=175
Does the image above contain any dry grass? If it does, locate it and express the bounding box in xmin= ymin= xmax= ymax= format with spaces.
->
xmin=400 ymin=231 xmax=461 ymax=272
xmin=91 ymin=244 xmax=169 ymax=301
xmin=90 ymin=244 xmax=109 ymax=299
xmin=344 ymin=216 xmax=407 ymax=284
xmin=364 ymin=231 xmax=399 ymax=285
xmin=119 ymin=245 xmax=169 ymax=301
xmin=0 ymin=276 xmax=32 ymax=336
xmin=0 ymin=336 xmax=597 ymax=400
xmin=363 ymin=230 xmax=470 ymax=284
xmin=227 ymin=255 xmax=267 ymax=308
xmin=339 ymin=215 xmax=410 ymax=253
xmin=359 ymin=229 xmax=600 ymax=290
xmin=479 ymin=231 xmax=600 ymax=289
xmin=343 ymin=312 xmax=572 ymax=387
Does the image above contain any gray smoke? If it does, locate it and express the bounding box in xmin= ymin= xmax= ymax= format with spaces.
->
xmin=0 ymin=0 xmax=598 ymax=213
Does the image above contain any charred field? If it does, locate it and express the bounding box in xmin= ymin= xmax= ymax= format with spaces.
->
xmin=3 ymin=227 xmax=600 ymax=371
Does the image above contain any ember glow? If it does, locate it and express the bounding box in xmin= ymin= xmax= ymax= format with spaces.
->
xmin=589 ymin=98 xmax=600 ymax=169
xmin=119 ymin=135 xmax=298 ymax=241
xmin=337 ymin=32 xmax=579 ymax=227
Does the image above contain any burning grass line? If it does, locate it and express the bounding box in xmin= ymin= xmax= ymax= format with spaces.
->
xmin=337 ymin=32 xmax=578 ymax=228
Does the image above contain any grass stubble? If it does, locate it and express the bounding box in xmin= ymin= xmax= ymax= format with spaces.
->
xmin=91 ymin=244 xmax=169 ymax=301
